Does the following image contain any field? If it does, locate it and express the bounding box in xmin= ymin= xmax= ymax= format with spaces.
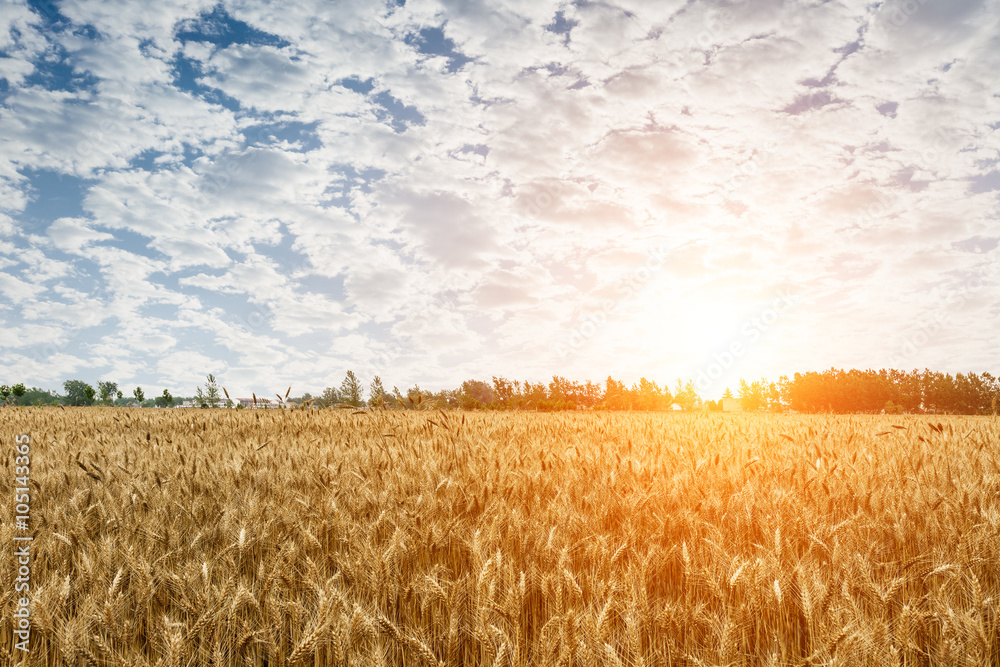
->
xmin=2 ymin=407 xmax=999 ymax=666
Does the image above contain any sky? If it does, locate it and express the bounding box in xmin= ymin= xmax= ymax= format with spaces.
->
xmin=1 ymin=0 xmax=998 ymax=400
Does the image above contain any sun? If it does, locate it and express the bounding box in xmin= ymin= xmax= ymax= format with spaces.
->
xmin=630 ymin=291 xmax=742 ymax=368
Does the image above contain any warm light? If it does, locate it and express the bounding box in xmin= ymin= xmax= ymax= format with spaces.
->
xmin=627 ymin=290 xmax=742 ymax=371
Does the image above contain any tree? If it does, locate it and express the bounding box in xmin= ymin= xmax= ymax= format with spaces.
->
xmin=339 ymin=370 xmax=364 ymax=407
xmin=2 ymin=383 xmax=29 ymax=405
xmin=289 ymin=392 xmax=314 ymax=409
xmin=97 ymin=381 xmax=119 ymax=405
xmin=64 ymin=380 xmax=96 ymax=406
xmin=603 ymin=377 xmax=627 ymax=409
xmin=547 ymin=376 xmax=574 ymax=409
xmin=459 ymin=380 xmax=494 ymax=409
xmin=133 ymin=387 xmax=145 ymax=405
xmin=492 ymin=376 xmax=515 ymax=407
xmin=392 ymin=386 xmax=410 ymax=409
xmin=673 ymin=379 xmax=700 ymax=410
xmin=635 ymin=377 xmax=668 ymax=410
xmin=196 ymin=374 xmax=222 ymax=408
xmin=369 ymin=376 xmax=386 ymax=408
xmin=319 ymin=386 xmax=340 ymax=408
xmin=738 ymin=379 xmax=767 ymax=411
xmin=155 ymin=389 xmax=174 ymax=408
xmin=20 ymin=386 xmax=58 ymax=406
xmin=521 ymin=382 xmax=548 ymax=409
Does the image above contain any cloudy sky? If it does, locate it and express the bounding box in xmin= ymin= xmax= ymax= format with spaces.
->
xmin=1 ymin=0 xmax=998 ymax=399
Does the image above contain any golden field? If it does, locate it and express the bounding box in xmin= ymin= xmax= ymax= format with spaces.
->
xmin=1 ymin=407 xmax=999 ymax=666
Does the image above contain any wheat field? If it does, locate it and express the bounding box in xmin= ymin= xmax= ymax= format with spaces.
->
xmin=1 ymin=407 xmax=998 ymax=666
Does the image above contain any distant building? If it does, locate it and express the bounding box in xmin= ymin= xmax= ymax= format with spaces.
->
xmin=722 ymin=397 xmax=742 ymax=412
xmin=174 ymin=397 xmax=286 ymax=409
xmin=234 ymin=397 xmax=283 ymax=409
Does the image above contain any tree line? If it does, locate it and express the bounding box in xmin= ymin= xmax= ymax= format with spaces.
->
xmin=299 ymin=368 xmax=999 ymax=415
xmin=2 ymin=368 xmax=997 ymax=414
xmin=775 ymin=368 xmax=1000 ymax=415
xmin=0 ymin=380 xmax=172 ymax=408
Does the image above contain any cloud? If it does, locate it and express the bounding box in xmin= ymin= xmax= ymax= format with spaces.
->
xmin=375 ymin=187 xmax=502 ymax=270
xmin=0 ymin=272 xmax=47 ymax=305
xmin=47 ymin=217 xmax=115 ymax=250
xmin=0 ymin=0 xmax=998 ymax=396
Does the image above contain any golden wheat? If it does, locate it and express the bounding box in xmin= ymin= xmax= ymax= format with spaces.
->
xmin=0 ymin=408 xmax=998 ymax=665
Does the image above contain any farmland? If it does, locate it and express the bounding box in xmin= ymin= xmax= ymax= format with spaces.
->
xmin=2 ymin=407 xmax=999 ymax=666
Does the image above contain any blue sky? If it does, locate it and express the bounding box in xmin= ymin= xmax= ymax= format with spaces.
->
xmin=1 ymin=0 xmax=998 ymax=399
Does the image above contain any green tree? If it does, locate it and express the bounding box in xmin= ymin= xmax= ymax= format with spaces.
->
xmin=492 ymin=376 xmax=515 ymax=407
xmin=63 ymin=380 xmax=96 ymax=406
xmin=459 ymin=379 xmax=494 ymax=409
xmin=339 ymin=370 xmax=364 ymax=407
xmin=133 ymin=387 xmax=145 ymax=405
xmin=97 ymin=381 xmax=119 ymax=405
xmin=155 ymin=389 xmax=174 ymax=408
xmin=406 ymin=384 xmax=437 ymax=408
xmin=392 ymin=386 xmax=410 ymax=409
xmin=319 ymin=386 xmax=340 ymax=408
xmin=369 ymin=376 xmax=386 ymax=408
xmin=1 ymin=383 xmax=27 ymax=406
xmin=196 ymin=374 xmax=222 ymax=408
xmin=14 ymin=387 xmax=58 ymax=406
xmin=291 ymin=392 xmax=313 ymax=409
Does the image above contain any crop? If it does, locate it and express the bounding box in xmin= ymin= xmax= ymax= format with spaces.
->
xmin=2 ymin=407 xmax=998 ymax=665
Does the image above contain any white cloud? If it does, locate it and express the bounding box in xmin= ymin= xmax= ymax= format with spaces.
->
xmin=1 ymin=0 xmax=998 ymax=395
xmin=0 ymin=271 xmax=47 ymax=304
xmin=47 ymin=217 xmax=115 ymax=250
